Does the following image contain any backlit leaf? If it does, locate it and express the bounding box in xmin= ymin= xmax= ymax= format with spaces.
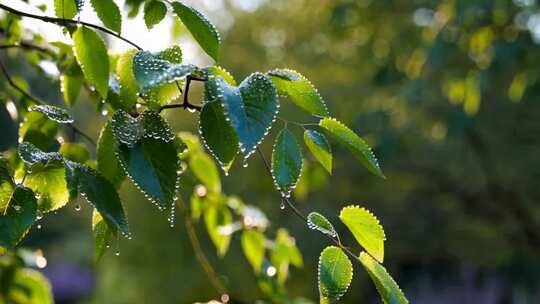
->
xmin=304 ymin=129 xmax=332 ymax=174
xmin=97 ymin=122 xmax=126 ymax=188
xmin=73 ymin=26 xmax=110 ymax=98
xmin=0 ymin=187 xmax=37 ymax=249
xmin=272 ymin=128 xmax=302 ymax=196
xmin=339 ymin=205 xmax=385 ymax=263
xmin=116 ymin=50 xmax=140 ymax=109
xmin=241 ymin=229 xmax=265 ymax=273
xmin=8 ymin=268 xmax=53 ymax=304
xmin=189 ymin=152 xmax=221 ymax=193
xmin=307 ymin=212 xmax=337 ymax=238
xmin=54 ymin=0 xmax=77 ymax=19
xmin=144 ymin=0 xmax=167 ymax=29
xmin=0 ymin=159 xmax=15 ymax=213
xmin=132 ymin=50 xmax=195 ymax=91
xmin=59 ymin=142 xmax=89 ymax=163
xmin=92 ymin=209 xmax=113 ymax=262
xmin=359 ymin=252 xmax=409 ymax=304
xmin=90 ymin=0 xmax=122 ymax=33
xmin=318 ymin=246 xmax=353 ymax=304
xmin=204 ymin=199 xmax=232 ymax=257
xmin=18 ymin=112 xmax=59 ymax=151
xmin=23 ymin=162 xmax=70 ymax=213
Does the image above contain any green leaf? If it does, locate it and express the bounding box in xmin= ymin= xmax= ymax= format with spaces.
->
xmin=65 ymin=161 xmax=129 ymax=236
xmin=204 ymin=199 xmax=232 ymax=257
xmin=211 ymin=73 xmax=279 ymax=160
xmin=18 ymin=142 xmax=63 ymax=166
xmin=23 ymin=162 xmax=70 ymax=213
xmin=318 ymin=246 xmax=353 ymax=304
xmin=61 ymin=73 xmax=84 ymax=106
xmin=116 ymin=50 xmax=140 ymax=109
xmin=203 ymin=66 xmax=237 ymax=101
xmin=111 ymin=111 xmax=179 ymax=210
xmin=97 ymin=122 xmax=126 ymax=188
xmin=132 ymin=50 xmax=195 ymax=91
xmin=0 ymin=159 xmax=15 ymax=213
xmin=59 ymin=142 xmax=89 ymax=163
xmin=268 ymin=69 xmax=329 ymax=117
xmin=189 ymin=152 xmax=221 ymax=193
xmin=272 ymin=128 xmax=302 ymax=196
xmin=271 ymin=229 xmax=303 ymax=284
xmin=199 ymin=100 xmax=239 ymax=173
xmin=92 ymin=209 xmax=113 ymax=262
xmin=29 ymin=105 xmax=73 ymax=124
xmin=90 ymin=0 xmax=122 ymax=33
xmin=339 ymin=205 xmax=385 ymax=263
xmin=304 ymin=129 xmax=332 ymax=174
xmin=359 ymin=252 xmax=409 ymax=304
xmin=241 ymin=229 xmax=266 ymax=273
xmin=319 ymin=118 xmax=384 ymax=178
xmin=54 ymin=0 xmax=78 ymax=19
xmin=19 ymin=112 xmax=59 ymax=151
xmin=0 ymin=187 xmax=37 ymax=249
xmin=73 ymin=26 xmax=110 ymax=98
xmin=8 ymin=268 xmax=53 ymax=304
xmin=307 ymin=212 xmax=337 ymax=238
xmin=171 ymin=1 xmax=220 ymax=61
xmin=144 ymin=0 xmax=167 ymax=29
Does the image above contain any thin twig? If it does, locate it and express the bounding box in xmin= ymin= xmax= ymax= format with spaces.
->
xmin=0 ymin=59 xmax=96 ymax=146
xmin=0 ymin=3 xmax=142 ymax=50
xmin=0 ymin=43 xmax=55 ymax=57
xmin=159 ymin=76 xmax=204 ymax=113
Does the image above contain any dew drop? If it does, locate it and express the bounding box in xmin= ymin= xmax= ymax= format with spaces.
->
xmin=74 ymin=204 xmax=81 ymax=211
xmin=280 ymin=202 xmax=285 ymax=210
xmin=37 ymin=224 xmax=42 ymax=229
xmin=187 ymin=107 xmax=197 ymax=113
xmin=115 ymin=251 xmax=120 ymax=256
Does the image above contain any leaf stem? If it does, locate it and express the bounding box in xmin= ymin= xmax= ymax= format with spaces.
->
xmin=159 ymin=75 xmax=204 ymax=113
xmin=0 ymin=3 xmax=143 ymax=50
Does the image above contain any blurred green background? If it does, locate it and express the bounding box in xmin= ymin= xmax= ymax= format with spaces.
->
xmin=2 ymin=0 xmax=540 ymax=303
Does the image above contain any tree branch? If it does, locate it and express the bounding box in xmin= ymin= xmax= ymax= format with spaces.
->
xmin=159 ymin=76 xmax=204 ymax=113
xmin=0 ymin=3 xmax=143 ymax=50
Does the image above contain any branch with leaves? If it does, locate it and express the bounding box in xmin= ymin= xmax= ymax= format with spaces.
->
xmin=0 ymin=1 xmax=408 ymax=303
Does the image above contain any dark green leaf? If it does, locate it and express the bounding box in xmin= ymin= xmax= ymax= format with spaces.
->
xmin=318 ymin=246 xmax=353 ymax=304
xmin=0 ymin=187 xmax=37 ymax=249
xmin=340 ymin=205 xmax=385 ymax=263
xmin=307 ymin=212 xmax=337 ymax=238
xmin=268 ymin=69 xmax=329 ymax=117
xmin=144 ymin=0 xmax=167 ymax=29
xmin=304 ymin=129 xmax=332 ymax=174
xmin=171 ymin=1 xmax=220 ymax=61
xmin=90 ymin=0 xmax=122 ymax=33
xmin=97 ymin=122 xmax=126 ymax=188
xmin=132 ymin=50 xmax=195 ymax=91
xmin=203 ymin=66 xmax=236 ymax=101
xmin=319 ymin=118 xmax=384 ymax=178
xmin=18 ymin=142 xmax=63 ymax=166
xmin=73 ymin=26 xmax=110 ymax=98
xmin=359 ymin=252 xmax=409 ymax=304
xmin=272 ymin=128 xmax=302 ymax=196
xmin=199 ymin=100 xmax=239 ymax=173
xmin=92 ymin=209 xmax=113 ymax=262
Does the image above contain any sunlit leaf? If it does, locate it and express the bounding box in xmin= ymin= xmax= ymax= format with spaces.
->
xmin=90 ymin=0 xmax=122 ymax=33
xmin=204 ymin=198 xmax=232 ymax=257
xmin=171 ymin=1 xmax=220 ymax=61
xmin=61 ymin=73 xmax=84 ymax=107
xmin=92 ymin=209 xmax=113 ymax=262
xmin=339 ymin=205 xmax=385 ymax=263
xmin=304 ymin=129 xmax=332 ymax=174
xmin=132 ymin=50 xmax=195 ymax=91
xmin=8 ymin=268 xmax=53 ymax=304
xmin=54 ymin=0 xmax=78 ymax=19
xmin=97 ymin=122 xmax=126 ymax=188
xmin=271 ymin=229 xmax=303 ymax=284
xmin=318 ymin=246 xmax=353 ymax=304
xmin=23 ymin=162 xmax=70 ymax=213
xmin=189 ymin=152 xmax=221 ymax=193
xmin=307 ymin=212 xmax=337 ymax=238
xmin=144 ymin=0 xmax=167 ymax=29
xmin=18 ymin=112 xmax=59 ymax=151
xmin=319 ymin=118 xmax=384 ymax=178
xmin=18 ymin=142 xmax=63 ymax=166
xmin=241 ymin=229 xmax=266 ymax=273
xmin=359 ymin=252 xmax=409 ymax=304
xmin=59 ymin=142 xmax=89 ymax=163
xmin=116 ymin=50 xmax=140 ymax=109
xmin=0 ymin=158 xmax=15 ymax=213
xmin=272 ymin=128 xmax=302 ymax=196
xmin=73 ymin=26 xmax=110 ymax=98
xmin=0 ymin=187 xmax=37 ymax=249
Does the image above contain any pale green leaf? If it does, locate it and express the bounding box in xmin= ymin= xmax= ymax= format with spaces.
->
xmin=0 ymin=187 xmax=37 ymax=249
xmin=171 ymin=1 xmax=220 ymax=61
xmin=319 ymin=118 xmax=384 ymax=178
xmin=90 ymin=0 xmax=122 ymax=33
xmin=304 ymin=129 xmax=332 ymax=174
xmin=116 ymin=50 xmax=140 ymax=109
xmin=204 ymin=200 xmax=232 ymax=257
xmin=0 ymin=158 xmax=15 ymax=213
xmin=339 ymin=205 xmax=385 ymax=263
xmin=144 ymin=0 xmax=167 ymax=29
xmin=271 ymin=229 xmax=303 ymax=284
xmin=73 ymin=26 xmax=110 ymax=98
xmin=272 ymin=128 xmax=302 ymax=196
xmin=92 ymin=209 xmax=113 ymax=262
xmin=61 ymin=73 xmax=84 ymax=107
xmin=318 ymin=246 xmax=353 ymax=304
xmin=241 ymin=229 xmax=265 ymax=273
xmin=307 ymin=212 xmax=337 ymax=238
xmin=54 ymin=0 xmax=78 ymax=19
xmin=268 ymin=69 xmax=329 ymax=117
xmin=132 ymin=50 xmax=195 ymax=91
xmin=23 ymin=162 xmax=70 ymax=213
xmin=8 ymin=268 xmax=53 ymax=304
xmin=359 ymin=252 xmax=409 ymax=304
xmin=97 ymin=122 xmax=126 ymax=188
xmin=59 ymin=142 xmax=89 ymax=163
xmin=189 ymin=152 xmax=221 ymax=193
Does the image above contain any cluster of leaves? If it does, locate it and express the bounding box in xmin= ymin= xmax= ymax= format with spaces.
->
xmin=0 ymin=0 xmax=407 ymax=302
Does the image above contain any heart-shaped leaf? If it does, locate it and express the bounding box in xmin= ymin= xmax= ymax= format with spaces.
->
xmin=318 ymin=246 xmax=353 ymax=304
xmin=319 ymin=118 xmax=384 ymax=178
xmin=0 ymin=186 xmax=37 ymax=249
xmin=90 ymin=0 xmax=121 ymax=33
xmin=268 ymin=69 xmax=329 ymax=117
xmin=359 ymin=252 xmax=409 ymax=304
xmin=307 ymin=212 xmax=337 ymax=238
xmin=304 ymin=129 xmax=332 ymax=174
xmin=340 ymin=205 xmax=385 ymax=263
xmin=272 ymin=128 xmax=302 ymax=196
xmin=171 ymin=2 xmax=220 ymax=61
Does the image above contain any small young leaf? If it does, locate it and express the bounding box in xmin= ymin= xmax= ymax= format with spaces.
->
xmin=204 ymin=200 xmax=232 ymax=257
xmin=268 ymin=69 xmax=329 ymax=117
xmin=304 ymin=129 xmax=332 ymax=174
xmin=19 ymin=112 xmax=59 ymax=151
xmin=241 ymin=229 xmax=265 ymax=273
xmin=339 ymin=205 xmax=385 ymax=263
xmin=359 ymin=252 xmax=409 ymax=304
xmin=61 ymin=73 xmax=84 ymax=106
xmin=23 ymin=162 xmax=70 ymax=213
xmin=97 ymin=123 xmax=126 ymax=188
xmin=73 ymin=26 xmax=110 ymax=99
xmin=116 ymin=50 xmax=140 ymax=109
xmin=29 ymin=105 xmax=73 ymax=124
xmin=18 ymin=142 xmax=63 ymax=166
xmin=144 ymin=0 xmax=167 ymax=29
xmin=92 ymin=209 xmax=113 ymax=262
xmin=318 ymin=246 xmax=353 ymax=304
xmin=319 ymin=118 xmax=384 ymax=178
xmin=8 ymin=269 xmax=53 ymax=304
xmin=90 ymin=0 xmax=122 ymax=33
xmin=0 ymin=187 xmax=37 ymax=249
xmin=132 ymin=50 xmax=195 ymax=91
xmin=59 ymin=142 xmax=89 ymax=163
xmin=171 ymin=2 xmax=220 ymax=61
xmin=307 ymin=212 xmax=337 ymax=238
xmin=271 ymin=229 xmax=303 ymax=283
xmin=272 ymin=128 xmax=302 ymax=196
xmin=189 ymin=152 xmax=221 ymax=193
xmin=0 ymin=159 xmax=15 ymax=213
xmin=199 ymin=100 xmax=239 ymax=173
xmin=65 ymin=161 xmax=129 ymax=236
xmin=54 ymin=0 xmax=78 ymax=19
